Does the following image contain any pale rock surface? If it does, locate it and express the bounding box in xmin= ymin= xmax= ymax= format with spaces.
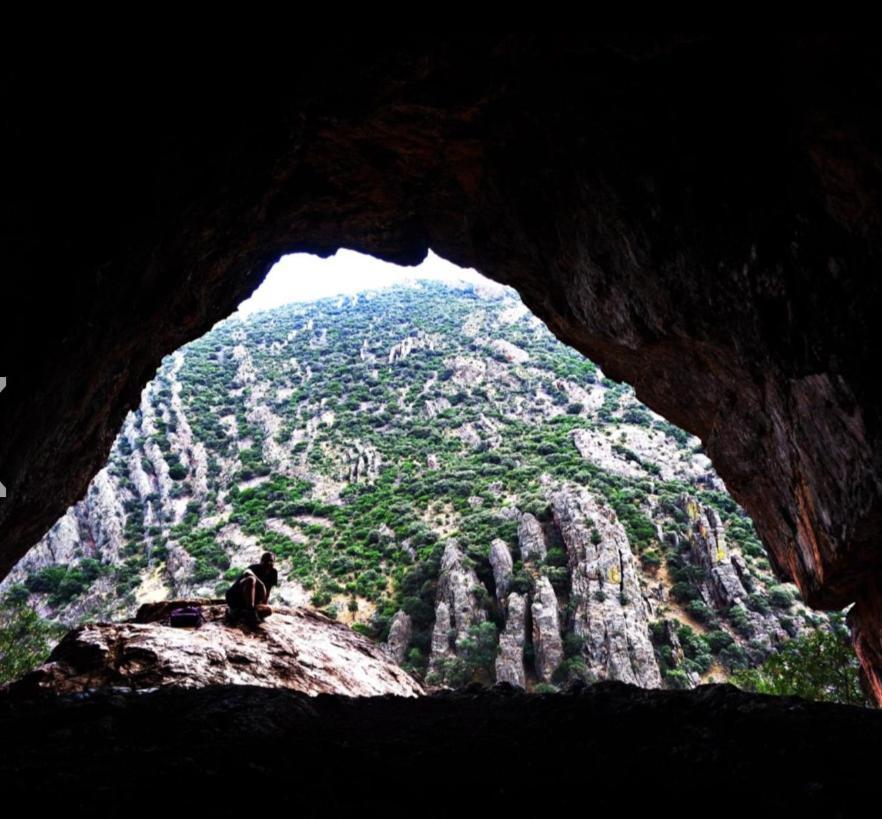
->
xmin=489 ymin=538 xmax=513 ymax=601
xmin=495 ymin=592 xmax=527 ymax=688
xmin=531 ymin=576 xmax=564 ymax=683
xmin=430 ymin=542 xmax=487 ymax=669
xmin=13 ymin=601 xmax=424 ymax=698
xmin=447 ymin=355 xmax=486 ymax=385
xmin=385 ymin=610 xmax=413 ymax=664
xmin=551 ymin=485 xmax=661 ymax=688
xmin=518 ymin=513 xmax=547 ymax=562
xmin=489 ymin=339 xmax=530 ymax=364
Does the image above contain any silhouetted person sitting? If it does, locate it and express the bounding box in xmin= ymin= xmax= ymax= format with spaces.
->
xmin=225 ymin=552 xmax=278 ymax=627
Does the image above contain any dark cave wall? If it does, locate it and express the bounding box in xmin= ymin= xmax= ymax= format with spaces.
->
xmin=3 ymin=34 xmax=882 ymax=697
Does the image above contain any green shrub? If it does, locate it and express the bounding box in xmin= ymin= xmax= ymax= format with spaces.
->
xmin=731 ymin=629 xmax=870 ymax=706
xmin=747 ymin=593 xmax=770 ymax=614
xmin=563 ymin=632 xmax=584 ymax=658
xmin=664 ymin=667 xmax=692 ymax=689
xmin=0 ymin=597 xmax=65 ymax=684
xmin=718 ymin=643 xmax=750 ymax=671
xmin=427 ymin=657 xmax=470 ymax=688
xmin=553 ymin=656 xmax=596 ymax=685
xmin=769 ymin=585 xmax=796 ymax=609
xmin=641 ymin=549 xmax=661 ymax=571
xmin=686 ymin=599 xmax=712 ymax=623
xmin=311 ymin=591 xmax=332 ymax=607
xmin=455 ymin=622 xmax=499 ymax=681
xmin=706 ymin=629 xmax=734 ymax=653
xmin=670 ymin=581 xmax=699 ymax=603
xmin=729 ymin=604 xmax=755 ymax=638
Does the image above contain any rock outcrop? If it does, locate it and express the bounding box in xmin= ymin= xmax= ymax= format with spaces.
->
xmin=495 ymin=592 xmax=527 ymax=688
xmin=679 ymin=496 xmax=749 ymax=608
xmin=389 ymin=332 xmax=435 ymax=364
xmin=675 ymin=495 xmax=793 ymax=651
xmin=384 ymin=609 xmax=413 ymax=665
xmin=424 ymin=396 xmax=451 ymax=418
xmin=552 ymin=486 xmax=661 ymax=688
xmin=347 ymin=441 xmax=380 ymax=483
xmin=530 ymin=575 xmax=564 ymax=683
xmin=489 ymin=339 xmax=529 ymax=364
xmin=8 ymin=600 xmax=423 ymax=698
xmin=518 ymin=513 xmax=547 ymax=563
xmin=655 ymin=619 xmax=701 ymax=688
xmin=572 ymin=429 xmax=647 ymax=479
xmin=447 ymin=356 xmax=486 ymax=385
xmin=429 ymin=601 xmax=454 ymax=670
xmin=489 ymin=538 xmax=513 ymax=602
xmin=433 ymin=541 xmax=486 ymax=654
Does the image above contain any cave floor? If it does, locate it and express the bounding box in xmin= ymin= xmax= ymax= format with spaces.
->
xmin=1 ymin=681 xmax=879 ymax=816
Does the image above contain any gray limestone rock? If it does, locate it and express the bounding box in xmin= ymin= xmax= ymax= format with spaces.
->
xmin=489 ymin=539 xmax=513 ymax=602
xmin=347 ymin=441 xmax=380 ymax=482
xmin=429 ymin=600 xmax=454 ymax=669
xmin=430 ymin=542 xmax=488 ymax=670
xmin=518 ymin=513 xmax=547 ymax=563
xmin=551 ymin=485 xmax=662 ymax=688
xmin=385 ymin=610 xmax=413 ymax=665
xmin=531 ymin=575 xmax=564 ymax=683
xmin=495 ymin=592 xmax=527 ymax=688
xmin=678 ymin=494 xmax=747 ymax=608
xmin=662 ymin=619 xmax=686 ymax=668
xmin=436 ymin=541 xmax=487 ymax=644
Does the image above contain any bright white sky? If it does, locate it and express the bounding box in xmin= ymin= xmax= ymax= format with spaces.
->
xmin=236 ymin=249 xmax=495 ymax=315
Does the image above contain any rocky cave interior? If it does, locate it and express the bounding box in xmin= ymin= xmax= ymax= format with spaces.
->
xmin=3 ymin=34 xmax=882 ymax=811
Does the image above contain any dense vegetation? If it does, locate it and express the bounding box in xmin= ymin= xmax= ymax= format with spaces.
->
xmin=731 ymin=627 xmax=870 ymax=707
xmin=0 ymin=592 xmax=65 ymax=685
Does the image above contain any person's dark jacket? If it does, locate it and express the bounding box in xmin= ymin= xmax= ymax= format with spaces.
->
xmin=247 ymin=563 xmax=278 ymax=597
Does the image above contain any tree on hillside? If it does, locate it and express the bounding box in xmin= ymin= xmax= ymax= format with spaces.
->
xmin=731 ymin=628 xmax=871 ymax=707
xmin=0 ymin=592 xmax=65 ymax=685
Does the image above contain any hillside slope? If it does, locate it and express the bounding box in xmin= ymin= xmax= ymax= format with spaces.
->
xmin=2 ymin=281 xmax=839 ymax=690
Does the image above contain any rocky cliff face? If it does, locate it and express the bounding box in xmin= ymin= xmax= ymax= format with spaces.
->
xmin=2 ymin=284 xmax=841 ymax=693
xmin=495 ymin=592 xmax=527 ymax=687
xmin=552 ymin=486 xmax=662 ymax=688
xmin=530 ymin=575 xmax=565 ymax=683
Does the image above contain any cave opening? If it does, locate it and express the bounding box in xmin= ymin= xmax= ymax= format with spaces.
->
xmin=1 ymin=249 xmax=862 ymax=705
xmin=6 ymin=35 xmax=882 ymax=806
